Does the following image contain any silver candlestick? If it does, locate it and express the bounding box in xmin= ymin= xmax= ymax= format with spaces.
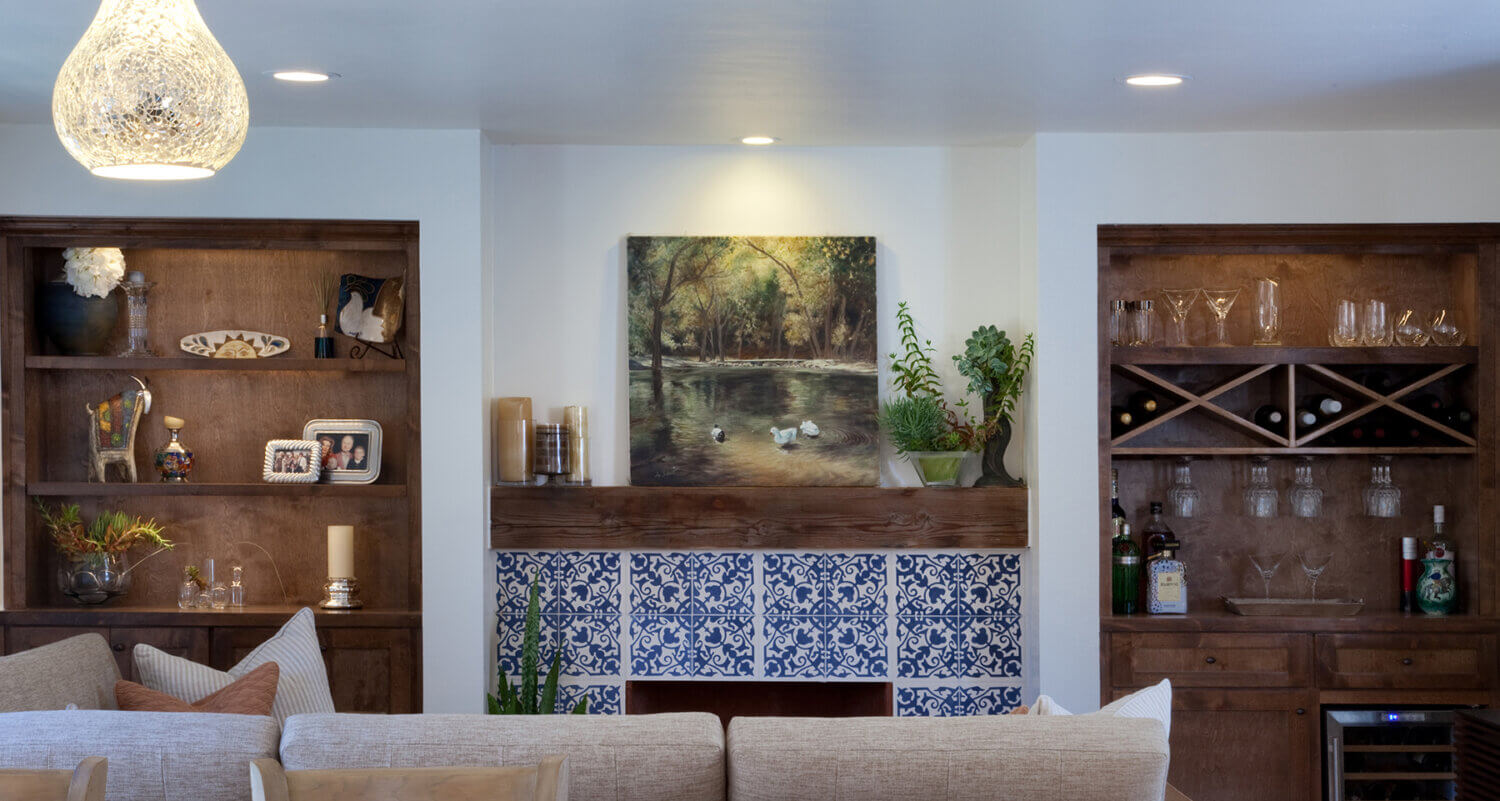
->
xmin=320 ymin=577 xmax=362 ymax=609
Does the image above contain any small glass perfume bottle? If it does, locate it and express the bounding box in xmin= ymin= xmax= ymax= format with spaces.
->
xmin=229 ymin=564 xmax=245 ymax=608
xmin=178 ymin=566 xmax=199 ymax=609
xmin=1147 ymin=539 xmax=1188 ymax=614
xmin=315 ymin=313 xmax=335 ymax=358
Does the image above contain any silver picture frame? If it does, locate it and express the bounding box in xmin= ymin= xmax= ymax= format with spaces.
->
xmin=262 ymin=439 xmax=323 ymax=484
xmin=303 ymin=419 xmax=382 ymax=485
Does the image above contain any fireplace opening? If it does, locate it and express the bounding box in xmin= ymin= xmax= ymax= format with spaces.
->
xmin=625 ymin=681 xmax=893 ymax=727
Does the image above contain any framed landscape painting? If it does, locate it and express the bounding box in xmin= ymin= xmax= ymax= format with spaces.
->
xmin=627 ymin=235 xmax=878 ymax=486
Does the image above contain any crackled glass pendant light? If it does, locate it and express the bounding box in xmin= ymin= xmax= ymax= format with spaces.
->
xmin=53 ymin=0 xmax=249 ymax=180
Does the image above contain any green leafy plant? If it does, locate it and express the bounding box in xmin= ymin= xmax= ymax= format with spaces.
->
xmin=878 ymin=395 xmax=958 ymax=453
xmin=487 ymin=572 xmax=587 ymax=715
xmin=887 ymin=301 xmax=942 ymax=399
xmin=952 ymin=325 xmax=1036 ymax=442
xmin=36 ymin=500 xmax=171 ymax=556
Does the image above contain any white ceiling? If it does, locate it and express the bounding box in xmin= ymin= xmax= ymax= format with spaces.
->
xmin=3 ymin=0 xmax=1500 ymax=144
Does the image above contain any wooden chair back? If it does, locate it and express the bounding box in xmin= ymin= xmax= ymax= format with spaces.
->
xmin=0 ymin=757 xmax=107 ymax=801
xmin=250 ymin=756 xmax=567 ymax=801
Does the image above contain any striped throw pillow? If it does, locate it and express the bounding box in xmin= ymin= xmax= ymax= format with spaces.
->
xmin=133 ymin=607 xmax=334 ymax=726
xmin=1029 ymin=678 xmax=1173 ymax=738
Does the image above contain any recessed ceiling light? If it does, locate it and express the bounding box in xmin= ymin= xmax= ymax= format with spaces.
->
xmin=741 ymin=136 xmax=778 ymax=146
xmin=271 ymin=70 xmax=337 ymax=83
xmin=1124 ymin=74 xmax=1186 ymax=87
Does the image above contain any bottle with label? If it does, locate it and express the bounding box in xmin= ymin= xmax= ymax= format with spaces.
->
xmin=1147 ymin=539 xmax=1188 ymax=614
xmin=1141 ymin=501 xmax=1174 ymax=559
xmin=1417 ymin=505 xmax=1457 ymax=616
xmin=1110 ymin=468 xmax=1127 ymax=532
xmin=1111 ymin=522 xmax=1141 ymax=615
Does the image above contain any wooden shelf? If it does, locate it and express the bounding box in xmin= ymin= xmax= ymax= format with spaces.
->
xmin=1101 ymin=610 xmax=1500 ymax=634
xmin=491 ymin=485 xmax=1028 ymax=550
xmin=1112 ymin=346 xmax=1477 ymax=365
xmin=26 ymin=482 xmax=407 ymax=497
xmin=1111 ymin=447 xmax=1476 ymax=457
xmin=25 ymin=356 xmax=406 ymax=372
xmin=0 ymin=605 xmax=420 ymax=628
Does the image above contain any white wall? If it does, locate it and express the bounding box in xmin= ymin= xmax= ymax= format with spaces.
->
xmin=1032 ymin=129 xmax=1500 ymax=711
xmin=0 ymin=123 xmax=489 ymax=713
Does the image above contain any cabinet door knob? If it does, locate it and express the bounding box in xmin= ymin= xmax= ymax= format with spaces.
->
xmin=1295 ymin=708 xmax=1306 ymax=715
xmin=1401 ymin=657 xmax=1414 ymax=666
xmin=320 ymin=645 xmax=329 ymax=653
xmin=1204 ymin=656 xmax=1216 ymax=664
xmin=111 ymin=643 xmax=125 ymax=652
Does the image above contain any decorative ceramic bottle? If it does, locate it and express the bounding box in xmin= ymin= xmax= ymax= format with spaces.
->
xmin=153 ymin=416 xmax=194 ymax=483
xmin=1147 ymin=540 xmax=1188 ymax=614
xmin=1417 ymin=505 xmax=1457 ymax=616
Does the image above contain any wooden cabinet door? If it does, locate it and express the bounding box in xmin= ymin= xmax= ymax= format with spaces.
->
xmin=1117 ymin=687 xmax=1318 ymax=801
xmin=323 ymin=627 xmax=417 ymax=714
xmin=1111 ymin=633 xmax=1314 ymax=688
xmin=109 ymin=627 xmax=210 ymax=682
xmin=1315 ymin=633 xmax=1498 ymax=690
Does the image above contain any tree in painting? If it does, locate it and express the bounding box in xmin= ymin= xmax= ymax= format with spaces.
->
xmin=628 ymin=236 xmax=878 ymax=486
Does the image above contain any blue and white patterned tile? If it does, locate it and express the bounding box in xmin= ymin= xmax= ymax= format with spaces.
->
xmin=496 ymin=552 xmax=555 ymax=614
xmin=962 ymin=616 xmax=1023 ymax=679
xmin=692 ymin=553 xmax=755 ymax=615
xmin=763 ymin=615 xmax=823 ymax=678
xmin=555 ymin=683 xmax=621 ymax=715
xmin=959 ymin=553 xmax=1022 ymax=617
xmin=495 ymin=613 xmax=559 ymax=677
xmin=629 ymin=614 xmax=693 ymax=676
xmin=554 ymin=614 xmax=622 ymax=676
xmin=823 ymin=616 xmax=888 ymax=678
xmin=970 ymin=686 xmax=1024 ymax=716
xmin=895 ymin=686 xmax=950 ymax=717
xmin=763 ymin=553 xmax=822 ymax=615
xmin=894 ymin=554 xmax=959 ymax=617
xmin=555 ymin=552 xmax=622 ymax=614
xmin=629 ymin=553 xmax=691 ymax=614
xmin=896 ymin=616 xmax=960 ymax=679
xmin=824 ymin=553 xmax=888 ymax=616
xmin=693 ymin=615 xmax=755 ymax=677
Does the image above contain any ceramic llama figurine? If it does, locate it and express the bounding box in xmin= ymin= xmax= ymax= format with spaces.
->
xmin=86 ymin=375 xmax=151 ymax=483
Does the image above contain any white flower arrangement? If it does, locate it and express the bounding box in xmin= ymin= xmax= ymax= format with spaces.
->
xmin=61 ymin=247 xmax=126 ymax=298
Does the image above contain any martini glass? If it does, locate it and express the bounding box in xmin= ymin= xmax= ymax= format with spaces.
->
xmin=1249 ymin=552 xmax=1284 ymax=599
xmin=1299 ymin=552 xmax=1333 ymax=600
xmin=1160 ymin=289 xmax=1200 ymax=346
xmin=1202 ymin=288 xmax=1240 ymax=346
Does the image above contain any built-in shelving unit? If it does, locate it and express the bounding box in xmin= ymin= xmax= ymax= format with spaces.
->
xmin=25 ymin=355 xmax=407 ymax=372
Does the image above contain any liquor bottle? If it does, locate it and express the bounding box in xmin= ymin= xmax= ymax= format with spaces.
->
xmin=1400 ymin=537 xmax=1418 ymax=613
xmin=1111 ymin=407 xmax=1135 ymax=436
xmin=1128 ymin=391 xmax=1159 ymax=420
xmin=1147 ymin=539 xmax=1187 ymax=614
xmin=1417 ymin=506 xmax=1457 ymax=616
xmin=1252 ymin=405 xmax=1285 ymax=431
xmin=1110 ymin=468 xmax=1128 ymax=532
xmin=1304 ymin=394 xmax=1343 ymax=418
xmin=1111 ymin=522 xmax=1141 ymax=615
xmin=1141 ymin=502 xmax=1174 ymax=559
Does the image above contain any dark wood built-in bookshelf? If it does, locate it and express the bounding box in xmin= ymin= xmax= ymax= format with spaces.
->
xmin=1098 ymin=224 xmax=1500 ymax=801
xmin=0 ymin=217 xmax=422 ymax=712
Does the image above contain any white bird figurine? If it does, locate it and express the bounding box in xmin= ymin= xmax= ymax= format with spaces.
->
xmin=711 ymin=424 xmax=726 ymax=443
xmin=799 ymin=420 xmax=820 ymax=438
xmin=770 ymin=427 xmax=798 ymax=447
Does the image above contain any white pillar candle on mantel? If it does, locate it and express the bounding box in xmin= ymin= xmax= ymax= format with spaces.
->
xmin=327 ymin=525 xmax=355 ymax=578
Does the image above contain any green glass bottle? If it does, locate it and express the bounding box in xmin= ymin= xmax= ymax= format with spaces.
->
xmin=1112 ymin=521 xmax=1142 ymax=615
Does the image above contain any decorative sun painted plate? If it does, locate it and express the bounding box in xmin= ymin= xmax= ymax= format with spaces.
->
xmin=179 ymin=330 xmax=291 ymax=359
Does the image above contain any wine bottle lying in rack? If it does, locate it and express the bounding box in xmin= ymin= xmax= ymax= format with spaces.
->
xmin=1342 ymin=417 xmax=1389 ymax=445
xmin=1445 ymin=407 xmax=1474 ymax=433
xmin=1294 ymin=408 xmax=1320 ymax=433
xmin=1408 ymin=393 xmax=1445 ymax=416
xmin=1358 ymin=371 xmax=1397 ymax=394
xmin=1128 ymin=391 xmax=1160 ymax=421
xmin=1304 ymin=394 xmax=1343 ymax=418
xmin=1252 ymin=405 xmax=1285 ymax=431
xmin=1111 ymin=406 xmax=1136 ymax=436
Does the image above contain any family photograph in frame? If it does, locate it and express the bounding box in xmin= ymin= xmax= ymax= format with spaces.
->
xmin=261 ymin=440 xmax=322 ymax=484
xmin=304 ymin=419 xmax=383 ymax=484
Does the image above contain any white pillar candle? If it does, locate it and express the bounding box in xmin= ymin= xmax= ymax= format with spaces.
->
xmin=494 ymin=397 xmax=534 ymax=484
xmin=327 ymin=525 xmax=355 ymax=578
xmin=565 ymin=405 xmax=589 ymax=484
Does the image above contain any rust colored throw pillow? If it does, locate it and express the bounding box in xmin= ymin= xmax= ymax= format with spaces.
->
xmin=115 ymin=661 xmax=279 ymax=716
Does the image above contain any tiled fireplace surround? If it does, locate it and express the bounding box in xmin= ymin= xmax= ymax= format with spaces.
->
xmin=493 ymin=550 xmax=1024 ymax=717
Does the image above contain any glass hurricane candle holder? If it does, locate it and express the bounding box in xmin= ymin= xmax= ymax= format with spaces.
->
xmin=117 ymin=272 xmax=157 ymax=356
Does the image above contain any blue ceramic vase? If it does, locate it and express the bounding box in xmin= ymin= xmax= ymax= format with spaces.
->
xmin=39 ymin=282 xmax=118 ymax=356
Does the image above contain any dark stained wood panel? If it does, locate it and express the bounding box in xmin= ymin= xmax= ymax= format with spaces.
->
xmin=1110 ymin=632 xmax=1313 ymax=688
xmin=491 ymin=486 xmax=1028 ymax=549
xmin=1 ymin=606 xmax=419 ymax=629
xmin=626 ymin=680 xmax=892 ymax=727
xmin=28 ymin=482 xmax=407 ymax=497
xmin=1114 ymin=346 xmax=1478 ymax=365
xmin=26 ymin=356 xmax=406 ymax=372
xmin=1101 ymin=610 xmax=1500 ymax=634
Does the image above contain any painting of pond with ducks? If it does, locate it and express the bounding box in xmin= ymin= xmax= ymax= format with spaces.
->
xmin=627 ymin=235 xmax=879 ymax=486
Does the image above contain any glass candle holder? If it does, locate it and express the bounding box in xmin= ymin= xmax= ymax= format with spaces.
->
xmin=534 ymin=423 xmax=570 ymax=483
xmin=565 ymin=405 xmax=590 ymax=485
xmin=117 ymin=272 xmax=157 ymax=356
xmin=1252 ymin=277 xmax=1281 ymax=345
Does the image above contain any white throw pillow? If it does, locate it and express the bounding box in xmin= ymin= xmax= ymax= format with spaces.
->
xmin=133 ymin=607 xmax=334 ymax=725
xmin=1028 ymin=678 xmax=1172 ymax=738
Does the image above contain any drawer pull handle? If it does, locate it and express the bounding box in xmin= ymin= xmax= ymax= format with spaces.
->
xmin=1295 ymin=708 xmax=1306 ymax=716
xmin=1204 ymin=656 xmax=1216 ymax=664
xmin=1401 ymin=657 xmax=1414 ymax=666
xmin=320 ymin=645 xmax=329 ymax=653
xmin=111 ymin=643 xmax=125 ymax=652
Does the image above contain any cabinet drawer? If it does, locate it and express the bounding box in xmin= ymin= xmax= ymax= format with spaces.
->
xmin=1111 ymin=633 xmax=1313 ymax=688
xmin=1315 ymin=633 xmax=1497 ymax=689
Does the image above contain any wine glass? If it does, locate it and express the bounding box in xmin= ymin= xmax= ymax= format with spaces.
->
xmin=1252 ymin=278 xmax=1281 ymax=346
xmin=1363 ymin=458 xmax=1401 ymax=518
xmin=1299 ymin=551 xmax=1333 ymax=600
xmin=1243 ymin=458 xmax=1278 ymax=518
xmin=1361 ymin=299 xmax=1392 ymax=347
xmin=1394 ymin=308 xmax=1431 ymax=347
xmin=1167 ymin=457 xmax=1203 ymax=518
xmin=1330 ymin=299 xmax=1360 ymax=347
xmin=1160 ymin=289 xmax=1200 ymax=346
xmin=1287 ymin=457 xmax=1323 ymax=518
xmin=1429 ymin=309 xmax=1465 ymax=346
xmin=1249 ymin=552 xmax=1284 ymax=599
xmin=1202 ymin=288 xmax=1240 ymax=346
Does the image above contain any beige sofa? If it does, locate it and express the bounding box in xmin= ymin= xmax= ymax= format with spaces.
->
xmin=0 ymin=635 xmax=1170 ymax=801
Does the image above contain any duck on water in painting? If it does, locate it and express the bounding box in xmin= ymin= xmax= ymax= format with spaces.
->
xmin=627 ymin=235 xmax=879 ymax=487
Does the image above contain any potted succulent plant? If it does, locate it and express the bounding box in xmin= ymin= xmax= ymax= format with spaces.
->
xmin=37 ymin=500 xmax=172 ymax=605
xmin=878 ymin=302 xmax=1034 ymax=487
xmin=39 ymin=247 xmax=126 ymax=355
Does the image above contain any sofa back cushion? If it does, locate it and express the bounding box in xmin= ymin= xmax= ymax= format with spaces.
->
xmin=0 ymin=633 xmax=120 ymax=712
xmin=280 ymin=713 xmax=723 ymax=801
xmin=0 ymin=710 xmax=280 ymax=801
xmin=727 ymin=715 xmax=1169 ymax=801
